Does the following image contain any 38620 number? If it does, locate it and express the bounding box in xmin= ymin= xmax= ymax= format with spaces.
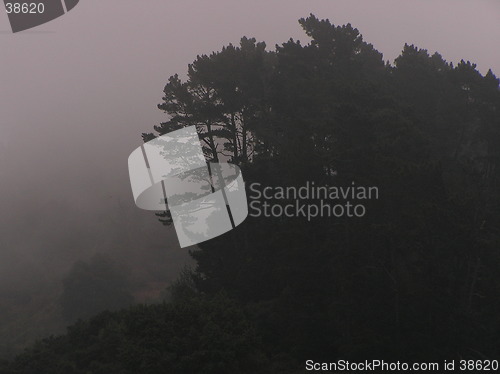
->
xmin=5 ymin=3 xmax=45 ymax=14
xmin=459 ymin=360 xmax=499 ymax=371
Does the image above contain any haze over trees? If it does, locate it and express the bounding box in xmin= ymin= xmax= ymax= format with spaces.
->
xmin=60 ymin=254 xmax=133 ymax=323
xmin=2 ymin=14 xmax=500 ymax=373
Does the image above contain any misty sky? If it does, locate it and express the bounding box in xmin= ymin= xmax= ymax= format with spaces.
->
xmin=0 ymin=0 xmax=499 ymax=290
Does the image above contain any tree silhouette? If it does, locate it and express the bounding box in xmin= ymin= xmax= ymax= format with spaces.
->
xmin=60 ymin=254 xmax=133 ymax=323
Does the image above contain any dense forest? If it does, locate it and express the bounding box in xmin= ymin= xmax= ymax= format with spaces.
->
xmin=2 ymin=14 xmax=500 ymax=373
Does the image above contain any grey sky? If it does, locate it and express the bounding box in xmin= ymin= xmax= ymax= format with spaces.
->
xmin=0 ymin=0 xmax=499 ymax=286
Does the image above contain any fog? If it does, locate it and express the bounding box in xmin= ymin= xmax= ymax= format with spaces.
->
xmin=0 ymin=0 xmax=499 ymax=353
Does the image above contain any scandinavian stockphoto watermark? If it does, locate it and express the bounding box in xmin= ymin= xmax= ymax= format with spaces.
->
xmin=248 ymin=181 xmax=379 ymax=220
xmin=128 ymin=126 xmax=248 ymax=248
xmin=128 ymin=127 xmax=378 ymax=247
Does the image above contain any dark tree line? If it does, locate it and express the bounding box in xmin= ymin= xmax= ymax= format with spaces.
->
xmin=2 ymin=15 xmax=500 ymax=373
